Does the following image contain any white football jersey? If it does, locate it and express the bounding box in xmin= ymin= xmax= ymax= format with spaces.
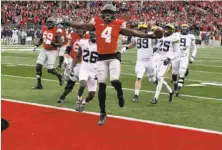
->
xmin=132 ymin=32 xmax=154 ymax=60
xmin=74 ymin=39 xmax=98 ymax=71
xmin=156 ymin=34 xmax=180 ymax=60
xmin=12 ymin=30 xmax=19 ymax=36
xmin=179 ymin=33 xmax=197 ymax=57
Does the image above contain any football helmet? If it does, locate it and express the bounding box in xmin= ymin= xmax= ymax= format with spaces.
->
xmin=137 ymin=22 xmax=148 ymax=33
xmin=181 ymin=24 xmax=189 ymax=35
xmin=164 ymin=24 xmax=175 ymax=37
xmin=46 ymin=17 xmax=57 ymax=29
xmin=101 ymin=4 xmax=116 ymax=23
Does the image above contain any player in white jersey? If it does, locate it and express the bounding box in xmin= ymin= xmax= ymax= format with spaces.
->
xmin=121 ymin=23 xmax=157 ymax=102
xmin=175 ymin=24 xmax=197 ymax=96
xmin=11 ymin=28 xmax=19 ymax=44
xmin=150 ymin=24 xmax=180 ymax=104
xmin=72 ymin=32 xmax=98 ymax=112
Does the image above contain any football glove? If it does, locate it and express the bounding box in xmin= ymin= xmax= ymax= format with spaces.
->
xmin=120 ymin=46 xmax=128 ymax=53
xmin=189 ymin=56 xmax=195 ymax=64
xmin=163 ymin=57 xmax=171 ymax=66
xmin=32 ymin=46 xmax=37 ymax=51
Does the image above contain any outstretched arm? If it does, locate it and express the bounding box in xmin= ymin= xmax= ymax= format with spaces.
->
xmin=62 ymin=19 xmax=95 ymax=31
xmin=120 ymin=28 xmax=159 ymax=39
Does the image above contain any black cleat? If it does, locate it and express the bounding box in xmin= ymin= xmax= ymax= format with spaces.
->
xmin=32 ymin=84 xmax=43 ymax=89
xmin=117 ymin=95 xmax=125 ymax=107
xmin=75 ymin=100 xmax=85 ymax=112
xmin=57 ymin=95 xmax=65 ymax=103
xmin=150 ymin=98 xmax=157 ymax=104
xmin=169 ymin=91 xmax=174 ymax=102
xmin=133 ymin=95 xmax=139 ymax=102
xmin=58 ymin=74 xmax=64 ymax=86
xmin=98 ymin=113 xmax=107 ymax=126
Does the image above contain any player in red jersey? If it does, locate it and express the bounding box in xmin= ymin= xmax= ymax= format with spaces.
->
xmin=57 ymin=4 xmax=161 ymax=125
xmin=57 ymin=29 xmax=89 ymax=103
xmin=32 ymin=17 xmax=64 ymax=89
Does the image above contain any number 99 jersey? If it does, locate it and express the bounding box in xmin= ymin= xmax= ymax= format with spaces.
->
xmin=74 ymin=39 xmax=98 ymax=72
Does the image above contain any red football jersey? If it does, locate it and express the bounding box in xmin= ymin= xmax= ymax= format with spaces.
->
xmin=94 ymin=17 xmax=126 ymax=54
xmin=69 ymin=33 xmax=89 ymax=59
xmin=42 ymin=26 xmax=62 ymax=50
xmin=61 ymin=29 xmax=68 ymax=46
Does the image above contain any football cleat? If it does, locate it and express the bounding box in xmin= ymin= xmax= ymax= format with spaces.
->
xmin=75 ymin=100 xmax=85 ymax=112
xmin=133 ymin=95 xmax=139 ymax=102
xmin=117 ymin=94 xmax=125 ymax=107
xmin=150 ymin=98 xmax=158 ymax=104
xmin=169 ymin=91 xmax=174 ymax=102
xmin=185 ymin=68 xmax=189 ymax=77
xmin=98 ymin=113 xmax=107 ymax=126
xmin=57 ymin=95 xmax=65 ymax=103
xmin=32 ymin=84 xmax=43 ymax=89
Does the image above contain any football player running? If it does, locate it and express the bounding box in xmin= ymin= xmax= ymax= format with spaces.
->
xmin=32 ymin=17 xmax=64 ymax=89
xmin=150 ymin=24 xmax=180 ymax=104
xmin=57 ymin=4 xmax=161 ymax=125
xmin=57 ymin=29 xmax=88 ymax=103
xmin=121 ymin=23 xmax=157 ymax=102
xmin=175 ymin=24 xmax=197 ymax=96
xmin=72 ymin=31 xmax=98 ymax=112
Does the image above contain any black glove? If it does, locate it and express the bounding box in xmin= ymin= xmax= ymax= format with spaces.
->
xmin=163 ymin=57 xmax=171 ymax=66
xmin=116 ymin=51 xmax=121 ymax=62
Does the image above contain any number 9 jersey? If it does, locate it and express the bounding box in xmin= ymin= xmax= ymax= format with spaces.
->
xmin=93 ymin=17 xmax=126 ymax=54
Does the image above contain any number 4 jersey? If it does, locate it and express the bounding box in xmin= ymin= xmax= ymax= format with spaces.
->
xmin=93 ymin=17 xmax=126 ymax=54
xmin=74 ymin=39 xmax=98 ymax=72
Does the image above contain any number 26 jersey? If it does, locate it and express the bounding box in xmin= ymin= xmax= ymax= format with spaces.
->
xmin=74 ymin=39 xmax=98 ymax=71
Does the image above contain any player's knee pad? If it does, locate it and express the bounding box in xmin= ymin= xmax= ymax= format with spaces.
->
xmin=88 ymin=91 xmax=96 ymax=99
xmin=79 ymin=80 xmax=87 ymax=87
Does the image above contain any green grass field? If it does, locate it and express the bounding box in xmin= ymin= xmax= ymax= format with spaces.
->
xmin=1 ymin=45 xmax=222 ymax=132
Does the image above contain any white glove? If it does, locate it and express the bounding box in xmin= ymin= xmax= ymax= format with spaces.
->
xmin=121 ymin=47 xmax=127 ymax=53
xmin=189 ymin=56 xmax=195 ymax=64
xmin=32 ymin=46 xmax=37 ymax=51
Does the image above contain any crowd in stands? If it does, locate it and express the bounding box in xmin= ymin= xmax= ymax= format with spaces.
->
xmin=1 ymin=1 xmax=222 ymax=46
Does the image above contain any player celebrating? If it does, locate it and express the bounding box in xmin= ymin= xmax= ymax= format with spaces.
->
xmin=57 ymin=4 xmax=162 ymax=125
xmin=57 ymin=29 xmax=88 ymax=103
xmin=121 ymin=23 xmax=157 ymax=102
xmin=150 ymin=24 xmax=180 ymax=104
xmin=175 ymin=24 xmax=197 ymax=96
xmin=71 ymin=32 xmax=98 ymax=112
xmin=32 ymin=17 xmax=64 ymax=89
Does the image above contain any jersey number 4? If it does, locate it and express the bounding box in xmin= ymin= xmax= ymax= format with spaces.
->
xmin=83 ymin=49 xmax=98 ymax=63
xmin=101 ymin=27 xmax=112 ymax=43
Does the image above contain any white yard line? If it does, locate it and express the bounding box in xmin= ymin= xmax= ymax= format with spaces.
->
xmin=2 ymin=98 xmax=222 ymax=135
xmin=2 ymin=63 xmax=222 ymax=83
xmin=2 ymin=74 xmax=222 ymax=101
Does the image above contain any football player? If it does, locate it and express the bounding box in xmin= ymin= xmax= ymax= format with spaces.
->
xmin=32 ymin=17 xmax=64 ymax=89
xmin=57 ymin=29 xmax=88 ymax=103
xmin=121 ymin=23 xmax=157 ymax=102
xmin=57 ymin=4 xmax=161 ymax=125
xmin=175 ymin=24 xmax=197 ymax=96
xmin=72 ymin=31 xmax=98 ymax=112
xmin=150 ymin=24 xmax=180 ymax=104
